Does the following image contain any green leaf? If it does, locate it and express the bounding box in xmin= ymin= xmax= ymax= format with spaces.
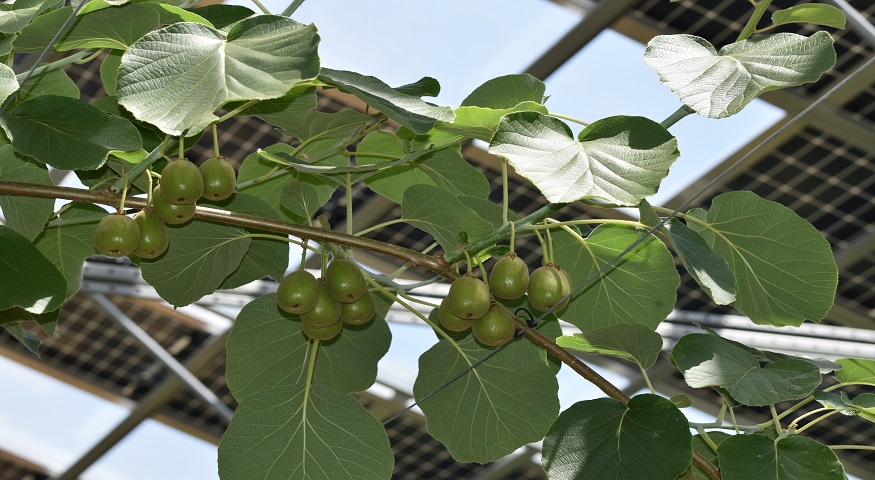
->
xmin=2 ymin=95 xmax=142 ymax=170
xmin=393 ymin=76 xmax=440 ymax=97
xmin=240 ymin=86 xmax=317 ymax=132
xmin=672 ymin=334 xmax=821 ymax=406
xmin=458 ymin=195 xmax=517 ymax=229
xmin=0 ymin=0 xmax=61 ymax=34
xmin=219 ymin=383 xmax=393 ymax=480
xmin=206 ymin=193 xmax=290 ymax=288
xmin=542 ymin=394 xmax=691 ymax=480
xmin=718 ymin=435 xmax=844 ymax=480
xmin=680 ymin=432 xmax=730 ymax=480
xmin=15 ymin=4 xmax=161 ymax=51
xmin=3 ymin=322 xmax=42 ymax=356
xmin=357 ymin=131 xmax=488 ymax=203
xmin=0 ymin=144 xmax=53 ymax=241
xmin=139 ymin=3 xmax=213 ymax=26
xmin=0 ymin=62 xmax=18 ymax=106
xmin=13 ymin=68 xmax=79 ymax=105
xmin=0 ymin=225 xmax=67 ymax=314
xmin=813 ymin=391 xmax=853 ymax=411
xmin=226 ymin=293 xmax=392 ymax=402
xmin=644 ymin=32 xmax=836 ymax=118
xmin=283 ymin=109 xmax=374 ymax=146
xmin=850 ymin=393 xmax=875 ymax=423
xmin=414 ymin=328 xmax=559 ymax=463
xmin=319 ymin=68 xmax=454 ymax=134
xmin=237 ymin=144 xmax=337 ymax=224
xmin=280 ymin=181 xmax=321 ymax=219
xmin=552 ymin=225 xmax=679 ymax=331
xmin=33 ymin=203 xmax=104 ymax=297
xmin=771 ymin=4 xmax=845 ymax=29
xmin=835 ymin=357 xmax=875 ymax=385
xmin=401 ymin=184 xmax=494 ymax=252
xmin=461 ymin=73 xmax=545 ymax=108
xmin=0 ymin=306 xmax=58 ymax=337
xmin=671 ymin=393 xmax=693 ymax=408
xmin=189 ymin=4 xmax=255 ymax=30
xmin=118 ymin=17 xmax=320 ymax=135
xmin=665 ymin=218 xmax=735 ymax=305
xmin=496 ymin=294 xmax=563 ymax=375
xmin=99 ymin=50 xmax=122 ymax=97
xmin=437 ymin=101 xmax=548 ymax=142
xmin=697 ymin=191 xmax=838 ymax=327
xmin=556 ymin=324 xmax=663 ymax=369
xmin=490 ymin=113 xmax=679 ymax=205
xmin=139 ymin=220 xmax=251 ymax=307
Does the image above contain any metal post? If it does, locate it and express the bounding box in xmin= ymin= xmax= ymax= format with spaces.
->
xmin=90 ymin=293 xmax=234 ymax=421
xmin=54 ymin=325 xmax=232 ymax=480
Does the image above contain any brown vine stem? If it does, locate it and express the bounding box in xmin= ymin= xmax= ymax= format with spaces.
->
xmin=0 ymin=180 xmax=720 ymax=479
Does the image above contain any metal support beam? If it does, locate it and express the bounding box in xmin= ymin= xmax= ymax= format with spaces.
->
xmin=90 ymin=293 xmax=234 ymax=422
xmin=475 ymin=446 xmax=538 ymax=480
xmin=835 ymin=228 xmax=875 ymax=269
xmin=525 ymin=0 xmax=645 ymax=79
xmin=53 ymin=325 xmax=232 ymax=480
xmin=825 ymin=0 xmax=875 ymax=47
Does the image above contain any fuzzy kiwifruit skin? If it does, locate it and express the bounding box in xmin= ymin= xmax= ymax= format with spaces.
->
xmin=438 ymin=300 xmax=472 ymax=332
xmin=300 ymin=280 xmax=343 ymax=328
xmin=472 ymin=304 xmax=515 ymax=347
xmin=276 ymin=270 xmax=319 ymax=314
xmin=446 ymin=275 xmax=491 ymax=320
xmin=94 ymin=214 xmax=140 ymax=258
xmin=324 ymin=259 xmax=367 ymax=303
xmin=132 ymin=209 xmax=169 ymax=259
xmin=199 ymin=157 xmax=237 ymax=201
xmin=302 ymin=318 xmax=342 ymax=341
xmin=489 ymin=254 xmax=530 ymax=300
xmin=340 ymin=290 xmax=377 ymax=325
xmin=152 ymin=187 xmax=196 ymax=225
xmin=160 ymin=159 xmax=203 ymax=204
xmin=527 ymin=264 xmax=572 ymax=312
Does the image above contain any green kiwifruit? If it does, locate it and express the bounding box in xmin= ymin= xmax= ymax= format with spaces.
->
xmin=276 ymin=270 xmax=319 ymax=314
xmin=489 ymin=253 xmax=529 ymax=300
xmin=324 ymin=259 xmax=367 ymax=303
xmin=302 ymin=318 xmax=342 ymax=341
xmin=199 ymin=156 xmax=237 ymax=201
xmin=340 ymin=289 xmax=377 ymax=325
xmin=160 ymin=159 xmax=203 ymax=204
xmin=471 ymin=303 xmax=515 ymax=347
xmin=446 ymin=275 xmax=491 ymax=320
xmin=527 ymin=263 xmax=572 ymax=312
xmin=132 ymin=209 xmax=169 ymax=259
xmin=152 ymin=186 xmax=196 ymax=225
xmin=300 ymin=280 xmax=343 ymax=328
xmin=438 ymin=300 xmax=472 ymax=332
xmin=94 ymin=214 xmax=140 ymax=257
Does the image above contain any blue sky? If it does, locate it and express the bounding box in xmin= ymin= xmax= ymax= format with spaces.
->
xmin=0 ymin=0 xmax=807 ymax=478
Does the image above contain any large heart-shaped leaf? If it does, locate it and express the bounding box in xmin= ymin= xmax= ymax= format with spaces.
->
xmin=117 ymin=16 xmax=320 ymax=135
xmin=319 ymin=68 xmax=454 ymax=135
xmin=672 ymin=334 xmax=821 ymax=406
xmin=2 ymin=95 xmax=142 ymax=170
xmin=665 ymin=218 xmax=735 ymax=305
xmin=139 ymin=220 xmax=250 ymax=307
xmin=206 ymin=193 xmax=289 ymax=289
xmin=226 ymin=293 xmax=392 ymax=402
xmin=836 ymin=357 xmax=875 ymax=385
xmin=556 ymin=324 xmax=663 ymax=369
xmin=0 ymin=225 xmax=67 ymax=314
xmin=401 ymin=184 xmax=494 ymax=252
xmin=0 ymin=63 xmax=16 ymax=106
xmin=0 ymin=144 xmax=53 ymax=241
xmin=0 ymin=0 xmax=61 ymax=34
xmin=15 ymin=4 xmax=161 ymax=52
xmin=414 ymin=325 xmax=560 ymax=463
xmin=219 ymin=383 xmax=393 ymax=480
xmin=357 ymin=130 xmax=488 ymax=203
xmin=489 ymin=113 xmax=679 ymax=205
xmin=691 ymin=191 xmax=837 ymax=327
xmin=461 ymin=73 xmax=546 ymax=108
xmin=552 ymin=226 xmax=679 ymax=331
xmin=644 ymin=32 xmax=836 ymax=118
xmin=718 ymin=435 xmax=844 ymax=480
xmin=33 ymin=203 xmax=105 ymax=297
xmin=542 ymin=394 xmax=691 ymax=480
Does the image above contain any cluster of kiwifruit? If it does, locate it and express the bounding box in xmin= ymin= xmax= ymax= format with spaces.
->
xmin=93 ymin=157 xmax=237 ymax=259
xmin=439 ymin=253 xmax=572 ymax=347
xmin=275 ymin=259 xmax=377 ymax=341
